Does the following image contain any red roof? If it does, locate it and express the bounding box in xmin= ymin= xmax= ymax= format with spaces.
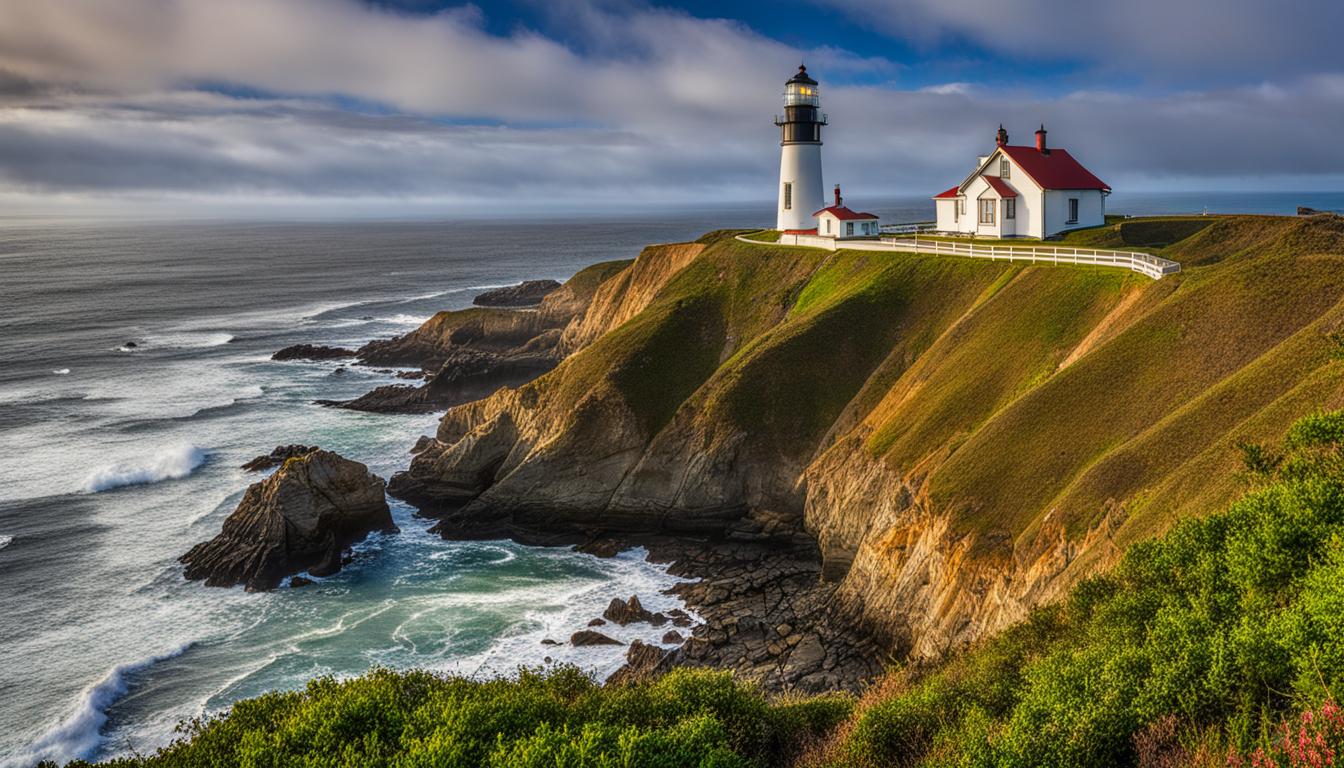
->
xmin=813 ymin=205 xmax=878 ymax=220
xmin=982 ymin=175 xmax=1018 ymax=198
xmin=998 ymin=145 xmax=1109 ymax=191
xmin=933 ymin=186 xmax=960 ymax=199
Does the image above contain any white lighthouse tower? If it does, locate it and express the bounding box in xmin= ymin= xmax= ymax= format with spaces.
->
xmin=775 ymin=65 xmax=826 ymax=231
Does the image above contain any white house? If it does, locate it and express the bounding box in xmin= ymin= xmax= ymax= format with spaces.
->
xmin=934 ymin=125 xmax=1109 ymax=239
xmin=815 ymin=185 xmax=879 ymax=239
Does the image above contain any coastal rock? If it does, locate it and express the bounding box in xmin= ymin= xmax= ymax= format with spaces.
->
xmin=603 ymin=595 xmax=656 ymax=626
xmin=587 ymin=618 xmax=606 ymax=627
xmin=607 ymin=640 xmax=673 ymax=685
xmin=180 ymin=450 xmax=396 ymax=592
xmin=241 ymin=444 xmax=319 ymax=472
xmin=289 ymin=575 xmax=315 ymax=588
xmin=410 ymin=435 xmax=436 ymax=454
xmin=473 ymin=280 xmax=562 ymax=307
xmin=661 ymin=630 xmax=684 ymax=644
xmin=330 ymin=347 xmax=559 ymax=414
xmin=272 ymin=344 xmax=355 ymax=361
xmin=570 ymin=629 xmax=622 ymax=646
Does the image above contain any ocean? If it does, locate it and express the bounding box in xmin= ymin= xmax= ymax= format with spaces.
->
xmin=0 ymin=192 xmax=1340 ymax=766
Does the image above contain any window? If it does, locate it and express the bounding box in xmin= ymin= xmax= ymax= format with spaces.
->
xmin=1005 ymin=198 xmax=1016 ymax=219
xmin=846 ymin=222 xmax=854 ymax=236
xmin=783 ymin=183 xmax=792 ymax=211
xmin=824 ymin=217 xmax=831 ymax=234
xmin=959 ymin=199 xmax=966 ymax=215
xmin=1000 ymin=158 xmax=1011 ymax=178
xmin=1067 ymin=198 xmax=1079 ymax=224
xmin=979 ymin=198 xmax=995 ymax=225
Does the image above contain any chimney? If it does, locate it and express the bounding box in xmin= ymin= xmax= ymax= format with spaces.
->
xmin=1036 ymin=124 xmax=1048 ymax=154
xmin=996 ymin=124 xmax=1009 ymax=147
xmin=834 ymin=184 xmax=842 ymax=207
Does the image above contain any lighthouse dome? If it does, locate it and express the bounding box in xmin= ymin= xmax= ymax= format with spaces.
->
xmin=787 ymin=64 xmax=817 ymax=86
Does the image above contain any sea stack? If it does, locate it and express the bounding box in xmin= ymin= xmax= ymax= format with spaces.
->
xmin=180 ymin=450 xmax=396 ymax=591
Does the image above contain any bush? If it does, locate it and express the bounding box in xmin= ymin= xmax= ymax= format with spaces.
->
xmin=66 ymin=667 xmax=835 ymax=768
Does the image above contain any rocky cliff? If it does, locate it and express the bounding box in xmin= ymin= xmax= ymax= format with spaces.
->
xmin=392 ymin=216 xmax=1344 ymax=677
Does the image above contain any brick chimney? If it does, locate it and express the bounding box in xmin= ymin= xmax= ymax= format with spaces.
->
xmin=1035 ymin=124 xmax=1048 ymax=154
xmin=834 ymin=184 xmax=842 ymax=207
xmin=996 ymin=124 xmax=1008 ymax=147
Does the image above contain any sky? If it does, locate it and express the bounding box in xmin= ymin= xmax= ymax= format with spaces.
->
xmin=0 ymin=0 xmax=1341 ymax=217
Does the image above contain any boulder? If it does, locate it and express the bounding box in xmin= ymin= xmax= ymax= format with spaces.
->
xmin=410 ymin=436 xmax=436 ymax=454
xmin=289 ymin=575 xmax=315 ymax=588
xmin=272 ymin=344 xmax=356 ymax=361
xmin=661 ymin=630 xmax=684 ymax=644
xmin=570 ymin=629 xmax=622 ymax=646
xmin=473 ymin=280 xmax=562 ymax=307
xmin=241 ymin=444 xmax=319 ymax=472
xmin=603 ymin=595 xmax=659 ymax=626
xmin=180 ymin=450 xmax=396 ymax=591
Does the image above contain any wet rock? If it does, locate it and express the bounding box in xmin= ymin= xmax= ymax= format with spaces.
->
xmin=570 ymin=630 xmax=622 ymax=646
xmin=541 ymin=638 xmax=560 ymax=646
xmin=603 ymin=595 xmax=656 ymax=626
xmin=180 ymin=450 xmax=396 ymax=592
xmin=241 ymin=444 xmax=319 ymax=472
xmin=289 ymin=575 xmax=315 ymax=588
xmin=123 ymin=341 xmax=138 ymax=349
xmin=410 ymin=435 xmax=436 ymax=454
xmin=661 ymin=630 xmax=684 ymax=644
xmin=473 ymin=280 xmax=563 ymax=308
xmin=587 ymin=618 xmax=607 ymax=627
xmin=272 ymin=344 xmax=355 ymax=361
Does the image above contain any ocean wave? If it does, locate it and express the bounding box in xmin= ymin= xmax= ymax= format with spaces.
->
xmin=17 ymin=643 xmax=193 ymax=766
xmin=52 ymin=368 xmax=71 ymax=375
xmin=380 ymin=313 xmax=427 ymax=326
xmin=149 ymin=331 xmax=235 ymax=349
xmin=0 ymin=534 xmax=11 ymax=551
xmin=82 ymin=444 xmax=207 ymax=493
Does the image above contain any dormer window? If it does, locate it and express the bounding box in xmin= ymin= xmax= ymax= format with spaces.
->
xmin=1000 ymin=158 xmax=1010 ymax=178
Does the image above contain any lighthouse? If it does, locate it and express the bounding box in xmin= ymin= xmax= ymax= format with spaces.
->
xmin=775 ymin=65 xmax=827 ymax=231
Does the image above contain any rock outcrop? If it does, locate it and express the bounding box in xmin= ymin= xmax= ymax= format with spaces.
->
xmin=181 ymin=450 xmax=396 ymax=591
xmin=326 ymin=261 xmax=632 ymax=414
xmin=272 ymin=344 xmax=355 ymax=361
xmin=241 ymin=444 xmax=318 ymax=472
xmin=570 ymin=629 xmax=622 ymax=646
xmin=473 ymin=280 xmax=562 ymax=307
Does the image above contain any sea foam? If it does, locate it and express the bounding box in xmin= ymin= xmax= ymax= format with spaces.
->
xmin=17 ymin=643 xmax=193 ymax=766
xmin=0 ymin=535 xmax=12 ymax=551
xmin=82 ymin=444 xmax=207 ymax=493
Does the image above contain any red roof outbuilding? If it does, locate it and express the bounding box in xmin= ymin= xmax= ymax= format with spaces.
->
xmin=813 ymin=205 xmax=879 ymax=220
xmin=933 ymin=186 xmax=960 ymax=199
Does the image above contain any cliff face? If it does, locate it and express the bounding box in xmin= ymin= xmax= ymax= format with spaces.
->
xmin=394 ymin=216 xmax=1344 ymax=664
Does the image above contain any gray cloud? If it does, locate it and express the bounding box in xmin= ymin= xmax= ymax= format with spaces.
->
xmin=0 ymin=0 xmax=1339 ymax=214
xmin=814 ymin=0 xmax=1344 ymax=81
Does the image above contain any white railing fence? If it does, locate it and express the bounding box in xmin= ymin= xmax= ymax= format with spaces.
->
xmin=883 ymin=238 xmax=1180 ymax=279
xmin=737 ymin=232 xmax=1181 ymax=280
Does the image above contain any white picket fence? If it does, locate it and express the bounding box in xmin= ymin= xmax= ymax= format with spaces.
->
xmin=742 ymin=233 xmax=1181 ymax=280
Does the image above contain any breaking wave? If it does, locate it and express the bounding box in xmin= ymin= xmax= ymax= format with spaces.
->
xmin=16 ymin=643 xmax=193 ymax=766
xmin=82 ymin=444 xmax=207 ymax=493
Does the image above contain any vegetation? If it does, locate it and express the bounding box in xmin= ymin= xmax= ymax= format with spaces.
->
xmin=59 ymin=667 xmax=851 ymax=768
xmin=802 ymin=409 xmax=1344 ymax=767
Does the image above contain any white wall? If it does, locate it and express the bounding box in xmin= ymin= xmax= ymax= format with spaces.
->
xmin=777 ymin=143 xmax=824 ymax=231
xmin=935 ymin=198 xmax=959 ymax=231
xmin=1043 ymin=189 xmax=1105 ymax=237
